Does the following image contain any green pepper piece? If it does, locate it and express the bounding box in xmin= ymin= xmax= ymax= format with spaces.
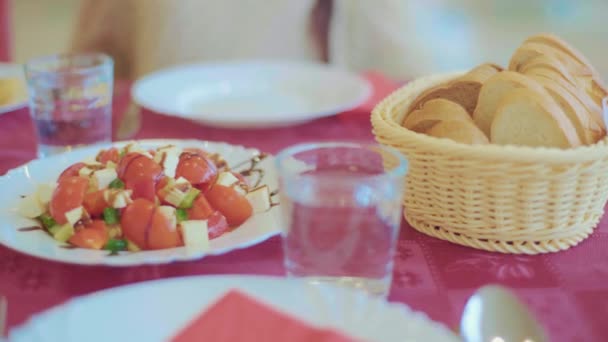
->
xmin=103 ymin=207 xmax=120 ymax=225
xmin=104 ymin=239 xmax=128 ymax=253
xmin=108 ymin=178 xmax=125 ymax=189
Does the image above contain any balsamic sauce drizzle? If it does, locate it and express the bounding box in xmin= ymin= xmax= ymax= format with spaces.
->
xmin=18 ymin=226 xmax=43 ymax=232
xmin=231 ymin=153 xmax=269 ymax=189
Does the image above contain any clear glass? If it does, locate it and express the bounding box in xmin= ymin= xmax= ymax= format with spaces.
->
xmin=276 ymin=141 xmax=408 ymax=298
xmin=24 ymin=53 xmax=114 ymax=157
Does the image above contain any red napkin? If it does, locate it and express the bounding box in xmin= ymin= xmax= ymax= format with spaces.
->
xmin=170 ymin=290 xmax=359 ymax=342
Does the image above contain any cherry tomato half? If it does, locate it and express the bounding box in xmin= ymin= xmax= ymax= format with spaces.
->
xmin=175 ymin=153 xmax=217 ymax=187
xmin=187 ymin=193 xmax=214 ymax=220
xmin=205 ymin=184 xmax=252 ymax=227
xmin=83 ymin=190 xmax=108 ymax=216
xmin=121 ymin=199 xmax=182 ymax=250
xmin=50 ymin=176 xmax=89 ymax=224
xmin=117 ymin=153 xmax=163 ymax=182
xmin=208 ymin=211 xmax=229 ymax=239
xmin=58 ymin=162 xmax=86 ymax=182
xmin=147 ymin=208 xmax=182 ymax=250
xmin=97 ymin=148 xmax=120 ymax=165
xmin=69 ymin=228 xmax=108 ymax=250
xmin=126 ymin=177 xmax=157 ymax=202
xmin=86 ymin=219 xmax=109 ymax=234
xmin=120 ymin=198 xmax=155 ymax=248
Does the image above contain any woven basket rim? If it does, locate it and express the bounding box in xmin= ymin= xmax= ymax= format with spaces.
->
xmin=371 ymin=72 xmax=608 ymax=164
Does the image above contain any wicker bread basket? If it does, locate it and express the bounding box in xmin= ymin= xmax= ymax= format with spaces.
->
xmin=371 ymin=72 xmax=608 ymax=254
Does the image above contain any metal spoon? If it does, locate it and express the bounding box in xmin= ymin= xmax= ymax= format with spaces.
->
xmin=460 ymin=285 xmax=547 ymax=342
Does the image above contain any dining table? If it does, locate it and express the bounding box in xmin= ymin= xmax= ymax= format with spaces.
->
xmin=1 ymin=72 xmax=607 ymax=341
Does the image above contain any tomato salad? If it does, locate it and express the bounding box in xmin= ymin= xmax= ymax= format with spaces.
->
xmin=18 ymin=143 xmax=272 ymax=253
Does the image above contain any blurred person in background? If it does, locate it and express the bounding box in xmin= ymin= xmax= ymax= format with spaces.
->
xmin=70 ymin=0 xmax=608 ymax=80
xmin=70 ymin=0 xmax=471 ymax=80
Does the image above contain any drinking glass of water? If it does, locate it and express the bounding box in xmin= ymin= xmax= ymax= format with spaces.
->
xmin=24 ymin=53 xmax=113 ymax=157
xmin=276 ymin=142 xmax=408 ymax=298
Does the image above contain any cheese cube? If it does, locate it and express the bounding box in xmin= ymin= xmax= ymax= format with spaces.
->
xmin=157 ymin=206 xmax=177 ymax=228
xmin=124 ymin=142 xmax=152 ymax=158
xmin=180 ymin=220 xmax=210 ymax=251
xmin=82 ymin=156 xmax=102 ymax=166
xmin=17 ymin=194 xmax=46 ymax=218
xmin=65 ymin=206 xmax=84 ymax=226
xmin=175 ymin=177 xmax=190 ymax=185
xmin=36 ymin=183 xmax=56 ymax=206
xmin=104 ymin=189 xmax=133 ymax=208
xmin=154 ymin=146 xmax=182 ymax=178
xmin=93 ymin=168 xmax=118 ymax=190
xmin=164 ymin=188 xmax=186 ymax=207
xmin=216 ymin=172 xmax=239 ymax=187
xmin=245 ymin=186 xmax=272 ymax=214
xmin=78 ymin=166 xmax=95 ymax=177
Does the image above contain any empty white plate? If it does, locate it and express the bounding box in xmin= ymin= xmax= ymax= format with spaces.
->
xmin=132 ymin=60 xmax=371 ymax=128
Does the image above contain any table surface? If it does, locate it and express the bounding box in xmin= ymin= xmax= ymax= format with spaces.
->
xmin=1 ymin=75 xmax=607 ymax=341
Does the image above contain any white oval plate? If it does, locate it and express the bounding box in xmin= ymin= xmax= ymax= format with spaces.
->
xmin=9 ymin=275 xmax=458 ymax=342
xmin=0 ymin=62 xmax=27 ymax=114
xmin=0 ymin=139 xmax=281 ymax=266
xmin=132 ymin=60 xmax=371 ymax=129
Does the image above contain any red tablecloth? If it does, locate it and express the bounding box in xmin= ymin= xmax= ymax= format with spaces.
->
xmin=1 ymin=75 xmax=607 ymax=341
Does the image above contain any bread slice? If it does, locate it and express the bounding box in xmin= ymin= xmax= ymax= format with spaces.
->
xmin=524 ymin=67 xmax=606 ymax=131
xmin=406 ymin=63 xmax=500 ymax=115
xmin=491 ymin=88 xmax=582 ymax=148
xmin=509 ymin=42 xmax=590 ymax=75
xmin=473 ymin=71 xmax=548 ymax=136
xmin=524 ymin=33 xmax=600 ymax=76
xmin=519 ymin=55 xmax=579 ymax=87
xmin=402 ymin=98 xmax=472 ymax=132
xmin=425 ymin=120 xmax=489 ymax=145
xmin=530 ymin=75 xmax=603 ymax=144
xmin=510 ymin=41 xmax=607 ymax=106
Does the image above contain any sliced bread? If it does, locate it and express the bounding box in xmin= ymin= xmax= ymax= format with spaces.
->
xmin=509 ymin=42 xmax=590 ymax=75
xmin=406 ymin=63 xmax=500 ymax=115
xmin=524 ymin=67 xmax=606 ymax=131
xmin=402 ymin=98 xmax=472 ymax=132
xmin=473 ymin=71 xmax=548 ymax=137
xmin=519 ymin=54 xmax=579 ymax=87
xmin=524 ymin=33 xmax=600 ymax=76
xmin=529 ymin=75 xmax=603 ymax=144
xmin=425 ymin=120 xmax=489 ymax=145
xmin=490 ymin=88 xmax=582 ymax=148
xmin=510 ymin=41 xmax=607 ymax=106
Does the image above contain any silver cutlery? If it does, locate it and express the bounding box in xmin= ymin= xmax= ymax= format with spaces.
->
xmin=461 ymin=285 xmax=546 ymax=342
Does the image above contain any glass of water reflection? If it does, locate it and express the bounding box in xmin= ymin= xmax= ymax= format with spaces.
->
xmin=24 ymin=53 xmax=113 ymax=157
xmin=276 ymin=142 xmax=408 ymax=298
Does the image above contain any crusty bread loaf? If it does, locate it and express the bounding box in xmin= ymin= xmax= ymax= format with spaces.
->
xmin=491 ymin=88 xmax=582 ymax=148
xmin=473 ymin=71 xmax=548 ymax=137
xmin=425 ymin=120 xmax=489 ymax=145
xmin=524 ymin=67 xmax=606 ymax=132
xmin=406 ymin=63 xmax=500 ymax=115
xmin=402 ymin=98 xmax=472 ymax=132
xmin=530 ymin=75 xmax=603 ymax=144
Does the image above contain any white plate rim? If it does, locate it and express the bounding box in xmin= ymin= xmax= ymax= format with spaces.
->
xmin=9 ymin=275 xmax=459 ymax=342
xmin=0 ymin=139 xmax=281 ymax=267
xmin=131 ymin=60 xmax=372 ymax=128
